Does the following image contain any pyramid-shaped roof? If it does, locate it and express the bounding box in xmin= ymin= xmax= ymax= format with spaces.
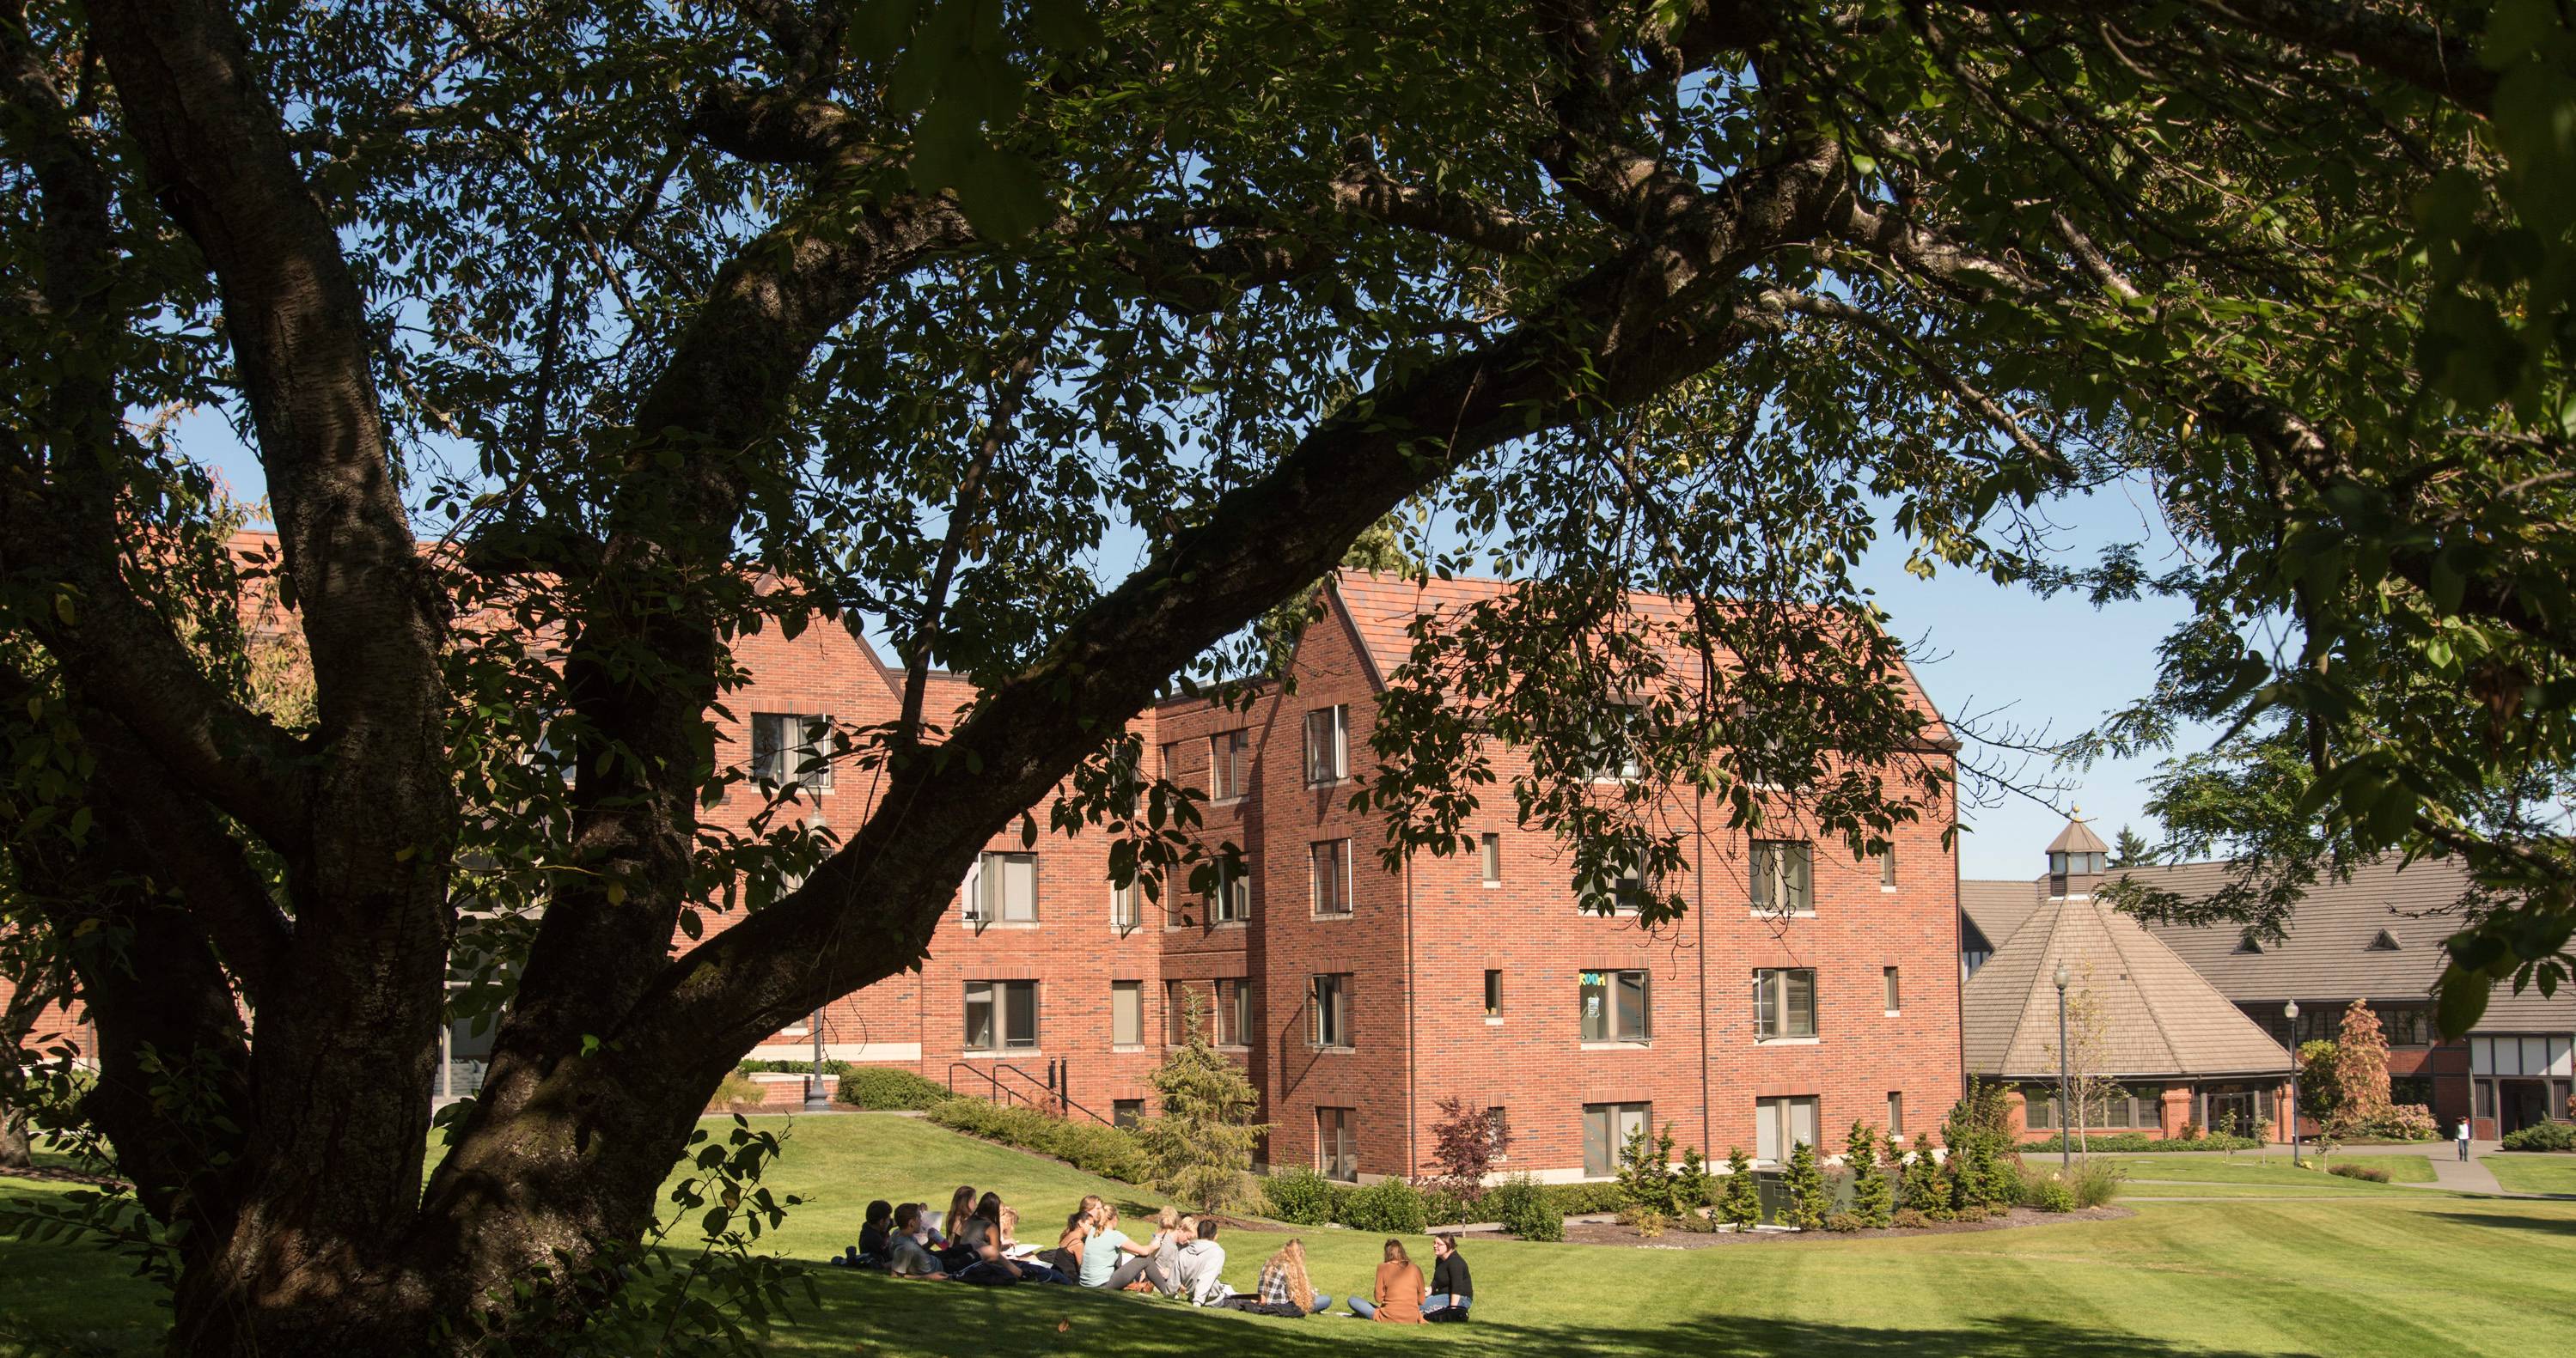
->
xmin=1963 ymin=894 xmax=2291 ymax=1080
xmin=2044 ymin=813 xmax=2109 ymax=856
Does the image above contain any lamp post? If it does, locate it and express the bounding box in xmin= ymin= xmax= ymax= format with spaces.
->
xmin=2054 ymin=964 xmax=2072 ymax=1172
xmin=804 ymin=816 xmax=833 ymax=1112
xmin=2285 ymin=999 xmax=2301 ymax=1163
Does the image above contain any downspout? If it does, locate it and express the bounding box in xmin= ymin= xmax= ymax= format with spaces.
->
xmin=1953 ymin=770 xmax=1967 ymax=1100
xmin=1404 ymin=856 xmax=1419 ymax=1176
xmin=1695 ymin=784 xmax=1711 ymax=1156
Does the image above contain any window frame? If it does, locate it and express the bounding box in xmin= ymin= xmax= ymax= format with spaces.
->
xmin=1582 ymin=1102 xmax=1651 ymax=1178
xmin=1309 ymin=838 xmax=1352 ymax=916
xmin=1303 ymin=705 xmax=1349 ymax=785
xmin=1209 ymin=728 xmax=1251 ymax=801
xmin=750 ymin=711 xmax=835 ymax=791
xmin=1750 ymin=839 xmax=1814 ymax=915
xmin=1317 ymin=1106 xmax=1358 ymax=1182
xmin=1883 ymin=965 xmax=1901 ymax=1014
xmin=1755 ymin=967 xmax=1818 ymax=1042
xmin=1309 ymin=972 xmax=1354 ymax=1050
xmin=1579 ymin=969 xmax=1651 ymax=1044
xmin=963 ymin=979 xmax=1038 ymax=1053
xmin=1755 ymin=1095 xmax=1819 ymax=1165
xmin=1111 ymin=980 xmax=1144 ymax=1048
xmin=1208 ymin=858 xmax=1252 ymax=923
xmin=1110 ymin=878 xmax=1140 ymax=933
xmin=1483 ymin=969 xmax=1503 ymax=1020
xmin=1480 ymin=831 xmax=1502 ymax=886
xmin=1887 ymin=1091 xmax=1904 ymax=1138
xmin=967 ymin=850 xmax=1039 ymax=924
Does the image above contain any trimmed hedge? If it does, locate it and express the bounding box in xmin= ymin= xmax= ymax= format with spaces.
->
xmin=1261 ymin=1169 xmax=1337 ymax=1226
xmin=925 ymin=1099 xmax=1153 ymax=1183
xmin=2500 ymin=1121 xmax=2576 ymax=1152
xmin=836 ymin=1067 xmax=956 ymax=1111
xmin=741 ymin=1057 xmax=858 ymax=1077
xmin=2020 ymin=1131 xmax=2262 ymax=1154
xmin=1337 ymin=1178 xmax=1431 ymax=1233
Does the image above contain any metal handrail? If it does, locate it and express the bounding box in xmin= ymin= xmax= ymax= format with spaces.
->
xmin=944 ymin=1060 xmax=1114 ymax=1126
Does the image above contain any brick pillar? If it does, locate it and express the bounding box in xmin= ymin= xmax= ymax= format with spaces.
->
xmin=2159 ymin=1087 xmax=2193 ymax=1139
xmin=2003 ymin=1087 xmax=2030 ymax=1141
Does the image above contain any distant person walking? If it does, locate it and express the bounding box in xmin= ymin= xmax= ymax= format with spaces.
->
xmin=2457 ymin=1115 xmax=2474 ymax=1161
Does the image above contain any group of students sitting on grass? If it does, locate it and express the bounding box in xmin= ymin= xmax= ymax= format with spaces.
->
xmin=833 ymin=1184 xmax=1473 ymax=1323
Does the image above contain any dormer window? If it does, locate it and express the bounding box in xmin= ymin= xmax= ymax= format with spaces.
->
xmin=2367 ymin=929 xmax=2401 ymax=952
xmin=2232 ymin=935 xmax=2264 ymax=955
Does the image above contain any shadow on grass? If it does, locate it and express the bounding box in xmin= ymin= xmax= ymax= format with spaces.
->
xmin=793 ymin=1270 xmax=2325 ymax=1358
xmin=2425 ymin=1211 xmax=2576 ymax=1237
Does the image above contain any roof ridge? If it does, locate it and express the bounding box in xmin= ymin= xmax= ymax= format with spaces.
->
xmin=2094 ymin=898 xmax=2189 ymax=1072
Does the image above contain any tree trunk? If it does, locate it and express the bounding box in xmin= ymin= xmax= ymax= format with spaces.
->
xmin=0 ymin=1111 xmax=29 ymax=1172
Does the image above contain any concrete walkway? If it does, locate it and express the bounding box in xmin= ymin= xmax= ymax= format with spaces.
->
xmin=2091 ymin=1139 xmax=2576 ymax=1199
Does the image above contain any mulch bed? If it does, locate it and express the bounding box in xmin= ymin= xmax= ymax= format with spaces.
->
xmin=1534 ymin=1205 xmax=2133 ymax=1249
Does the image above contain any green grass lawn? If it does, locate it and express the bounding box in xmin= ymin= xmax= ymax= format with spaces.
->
xmin=7 ymin=1114 xmax=2575 ymax=1357
xmin=2092 ymin=1154 xmax=2441 ymax=1197
xmin=2483 ymin=1153 xmax=2576 ymax=1195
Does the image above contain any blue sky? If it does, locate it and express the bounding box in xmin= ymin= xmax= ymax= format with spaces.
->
xmin=180 ymin=417 xmax=2199 ymax=880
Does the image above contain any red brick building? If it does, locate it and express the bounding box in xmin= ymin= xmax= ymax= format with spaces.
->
xmin=715 ymin=571 xmax=1967 ymax=1181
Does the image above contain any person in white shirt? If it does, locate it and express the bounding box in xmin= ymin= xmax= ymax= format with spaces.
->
xmin=1170 ymin=1218 xmax=1231 ymax=1306
xmin=2457 ymin=1114 xmax=2474 ymax=1161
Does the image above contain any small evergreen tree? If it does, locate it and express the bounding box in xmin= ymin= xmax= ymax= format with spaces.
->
xmin=1899 ymin=1142 xmax=1950 ymax=1220
xmin=1674 ymin=1143 xmax=1714 ymax=1212
xmin=1718 ymin=1146 xmax=1763 ymax=1230
xmin=2296 ymin=1039 xmax=2343 ymax=1119
xmin=1781 ymin=1140 xmax=1828 ymax=1230
xmin=2109 ymin=825 xmax=2154 ymax=868
xmin=1617 ymin=1120 xmax=1682 ymax=1215
xmin=1847 ymin=1121 xmax=1893 ymax=1227
xmin=1942 ymin=1079 xmax=2015 ymax=1210
xmin=1133 ymin=994 xmax=1269 ymax=1211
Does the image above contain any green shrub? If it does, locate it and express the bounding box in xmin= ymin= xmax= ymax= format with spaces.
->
xmin=1619 ymin=1206 xmax=1667 ymax=1237
xmin=2500 ymin=1121 xmax=2576 ymax=1152
xmin=742 ymin=1057 xmax=857 ymax=1077
xmin=1541 ymin=1182 xmax=1628 ymax=1215
xmin=1488 ymin=1174 xmax=1562 ymax=1242
xmin=1846 ymin=1122 xmax=1894 ymax=1227
xmin=2021 ymin=1131 xmax=2261 ymax=1154
xmin=1674 ymin=1144 xmax=1714 ymax=1209
xmin=1890 ymin=1208 xmax=1932 ymax=1229
xmin=1336 ymin=1178 xmax=1430 ymax=1233
xmin=2068 ymin=1160 xmax=2123 ymax=1208
xmin=1616 ymin=1121 xmax=1684 ymax=1215
xmin=1261 ymin=1168 xmax=1338 ymax=1225
xmin=925 ymin=1099 xmax=1152 ymax=1182
xmin=1419 ymin=1186 xmax=1473 ymax=1227
xmin=2017 ymin=1170 xmax=2077 ymax=1213
xmin=1951 ymin=1203 xmax=1990 ymax=1224
xmin=2328 ymin=1162 xmax=2393 ymax=1183
xmin=835 ymin=1067 xmax=955 ymax=1111
xmin=1781 ymin=1141 xmax=1828 ymax=1230
xmin=1896 ymin=1146 xmax=1948 ymax=1216
xmin=1823 ymin=1211 xmax=1865 ymax=1233
xmin=1718 ymin=1147 xmax=1762 ymax=1230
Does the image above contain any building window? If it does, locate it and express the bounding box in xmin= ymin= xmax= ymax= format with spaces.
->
xmin=1317 ymin=1106 xmax=1358 ymax=1181
xmin=1310 ymin=973 xmax=1352 ymax=1049
xmin=1583 ymin=1102 xmax=1651 ymax=1178
xmin=964 ymin=980 xmax=1037 ymax=1052
xmin=1167 ymin=980 xmax=1199 ymax=1044
xmin=1303 ymin=705 xmax=1348 ymax=784
xmin=1484 ymin=969 xmax=1503 ymax=1019
xmin=961 ymin=851 xmax=1038 ymax=924
xmin=1114 ymin=1099 xmax=1145 ymax=1129
xmin=2367 ymin=929 xmax=2401 ymax=952
xmin=1111 ymin=981 xmax=1143 ymax=1048
xmin=1755 ymin=968 xmax=1817 ymax=1041
xmin=1755 ymin=1095 xmax=1818 ymax=1164
xmin=1480 ymin=832 xmax=1501 ymax=886
xmin=1310 ymin=839 xmax=1352 ymax=915
xmin=750 ymin=713 xmax=833 ymax=790
xmin=1883 ymin=965 xmax=1901 ymax=1013
xmin=1879 ymin=847 xmax=1897 ymax=888
xmin=1210 ymin=729 xmax=1250 ymax=800
xmin=1887 ymin=1091 xmax=1904 ymax=1137
xmin=2024 ymin=1085 xmax=2056 ymax=1130
xmin=1751 ymin=840 xmax=1812 ymax=914
xmin=1580 ymin=969 xmax=1651 ymax=1043
xmin=1111 ymin=879 xmax=1139 ymax=932
xmin=2476 ymin=1079 xmax=2495 ymax=1120
xmin=1583 ymin=703 xmax=1645 ymax=781
xmin=1216 ymin=977 xmax=1251 ymax=1047
xmin=1206 ymin=860 xmax=1251 ymax=923
xmin=1160 ymin=740 xmax=1186 ymax=782
xmin=1486 ymin=1106 xmax=1511 ymax=1160
xmin=1590 ymin=842 xmax=1651 ymax=915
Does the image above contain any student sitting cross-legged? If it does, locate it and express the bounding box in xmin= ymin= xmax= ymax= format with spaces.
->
xmin=1226 ymin=1239 xmax=1333 ymax=1317
xmin=835 ymin=1199 xmax=894 ymax=1269
xmin=1346 ymin=1238 xmax=1425 ymax=1323
xmin=1077 ymin=1205 xmax=1172 ymax=1293
xmin=1169 ymin=1217 xmax=1232 ymax=1306
xmin=885 ymin=1203 xmax=948 ymax=1280
xmin=1423 ymin=1233 xmax=1474 ymax=1319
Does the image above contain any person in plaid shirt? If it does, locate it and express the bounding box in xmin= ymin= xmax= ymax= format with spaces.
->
xmin=1252 ymin=1239 xmax=1332 ymax=1315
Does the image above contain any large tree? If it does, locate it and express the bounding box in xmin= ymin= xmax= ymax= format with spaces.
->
xmin=3 ymin=0 xmax=2573 ymax=1351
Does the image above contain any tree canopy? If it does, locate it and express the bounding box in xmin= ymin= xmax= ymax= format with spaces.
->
xmin=3 ymin=0 xmax=2574 ymax=1349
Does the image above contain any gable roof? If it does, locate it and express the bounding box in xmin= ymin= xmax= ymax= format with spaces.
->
xmin=1326 ymin=570 xmax=1951 ymax=740
xmin=1960 ymin=878 xmax=2042 ymax=952
xmin=1962 ymin=894 xmax=2292 ymax=1080
xmin=2127 ymin=856 xmax=2576 ymax=1032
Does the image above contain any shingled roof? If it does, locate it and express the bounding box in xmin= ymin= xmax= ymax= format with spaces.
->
xmin=1963 ymin=893 xmax=2292 ymax=1080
